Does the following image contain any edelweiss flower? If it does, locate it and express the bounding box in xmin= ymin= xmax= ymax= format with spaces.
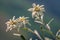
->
xmin=17 ymin=16 xmax=31 ymax=27
xmin=5 ymin=16 xmax=17 ymax=32
xmin=28 ymin=3 xmax=45 ymax=18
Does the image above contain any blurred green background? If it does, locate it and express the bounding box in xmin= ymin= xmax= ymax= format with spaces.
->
xmin=0 ymin=0 xmax=60 ymax=40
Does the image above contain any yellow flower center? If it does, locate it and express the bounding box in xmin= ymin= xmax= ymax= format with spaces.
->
xmin=34 ymin=6 xmax=40 ymax=12
xmin=19 ymin=17 xmax=26 ymax=22
xmin=10 ymin=21 xmax=16 ymax=25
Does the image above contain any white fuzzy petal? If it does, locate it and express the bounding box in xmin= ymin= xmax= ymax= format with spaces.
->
xmin=13 ymin=25 xmax=16 ymax=27
xmin=41 ymin=8 xmax=45 ymax=10
xmin=10 ymin=28 xmax=12 ymax=31
xmin=35 ymin=21 xmax=43 ymax=25
xmin=6 ymin=25 xmax=13 ymax=32
xmin=32 ymin=12 xmax=36 ymax=18
xmin=46 ymin=24 xmax=51 ymax=30
xmin=12 ymin=25 xmax=16 ymax=29
xmin=12 ymin=16 xmax=15 ymax=20
xmin=37 ymin=4 xmax=39 ymax=7
xmin=6 ymin=24 xmax=9 ymax=27
xmin=25 ymin=17 xmax=29 ymax=19
xmin=40 ymin=5 xmax=44 ymax=7
xmin=5 ymin=21 xmax=11 ymax=25
xmin=13 ymin=33 xmax=21 ymax=36
xmin=28 ymin=8 xmax=33 ymax=12
xmin=41 ymin=15 xmax=44 ymax=22
xmin=32 ymin=3 xmax=36 ymax=7
xmin=34 ymin=30 xmax=43 ymax=40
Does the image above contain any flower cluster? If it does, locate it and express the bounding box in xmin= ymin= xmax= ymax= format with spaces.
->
xmin=5 ymin=16 xmax=30 ymax=32
xmin=5 ymin=3 xmax=60 ymax=40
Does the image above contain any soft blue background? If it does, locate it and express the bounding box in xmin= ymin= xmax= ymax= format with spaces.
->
xmin=0 ymin=0 xmax=60 ymax=40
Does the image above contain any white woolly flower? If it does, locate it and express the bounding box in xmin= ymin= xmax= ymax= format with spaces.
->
xmin=5 ymin=16 xmax=17 ymax=32
xmin=17 ymin=16 xmax=31 ymax=27
xmin=28 ymin=3 xmax=45 ymax=18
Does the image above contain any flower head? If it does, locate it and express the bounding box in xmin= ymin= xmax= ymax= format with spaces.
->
xmin=17 ymin=16 xmax=31 ymax=27
xmin=28 ymin=3 xmax=45 ymax=18
xmin=17 ymin=16 xmax=29 ymax=23
xmin=18 ymin=16 xmax=28 ymax=22
xmin=5 ymin=16 xmax=17 ymax=32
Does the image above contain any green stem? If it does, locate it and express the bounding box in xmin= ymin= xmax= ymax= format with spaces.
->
xmin=40 ymin=25 xmax=45 ymax=40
